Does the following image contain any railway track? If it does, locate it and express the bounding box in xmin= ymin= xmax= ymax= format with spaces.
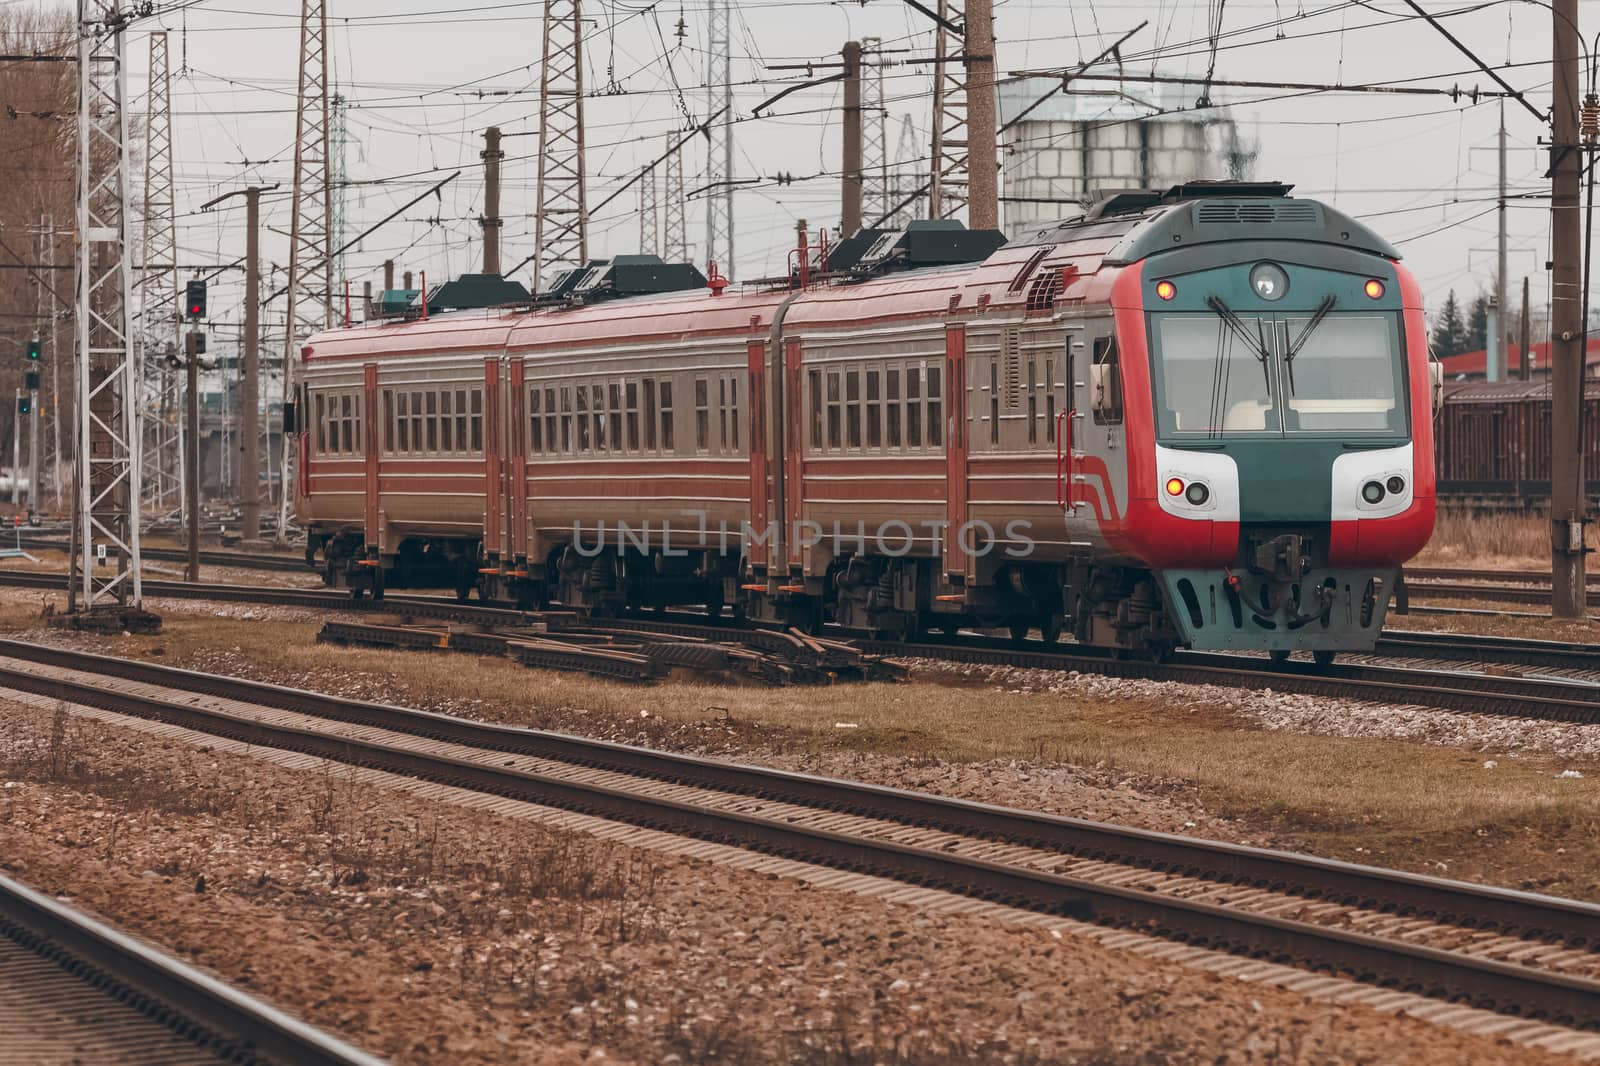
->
xmin=4 ymin=569 xmax=1600 ymax=722
xmin=14 ymin=537 xmax=310 ymax=574
xmin=4 ymin=637 xmax=1600 ymax=1041
xmin=0 ymin=867 xmax=381 ymax=1065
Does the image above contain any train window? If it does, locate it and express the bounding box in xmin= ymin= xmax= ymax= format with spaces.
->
xmin=1045 ymin=359 xmax=1057 ymax=444
xmin=728 ymin=376 xmax=740 ymax=451
xmin=541 ymin=388 xmax=554 ymax=454
xmin=625 ymin=382 xmax=640 ymax=451
xmin=592 ymin=383 xmax=607 ymax=452
xmin=659 ymin=379 xmax=675 ymax=450
xmin=845 ymin=369 xmax=862 ymax=449
xmin=396 ymin=392 xmax=410 ymax=452
xmin=409 ymin=391 xmax=423 ymax=452
xmin=423 ymin=391 xmax=437 ymax=452
xmin=808 ymin=369 xmax=823 ymax=450
xmin=575 ymin=385 xmax=591 ymax=451
xmin=560 ymin=386 xmax=573 ymax=452
xmin=608 ymin=383 xmax=622 ymax=450
xmin=927 ymin=365 xmax=942 ymax=448
xmin=1092 ymin=336 xmax=1123 ymax=427
xmin=866 ymin=369 xmax=881 ymax=448
xmin=643 ymin=379 xmax=658 ymax=450
xmin=440 ymin=390 xmax=454 ymax=453
xmin=455 ymin=389 xmax=469 ymax=452
xmin=340 ymin=394 xmax=354 ymax=454
xmin=1027 ymin=358 xmax=1038 ymax=446
xmin=314 ymin=393 xmax=326 ymax=455
xmin=989 ymin=362 xmax=1000 ymax=447
xmin=886 ymin=369 xmax=901 ymax=447
xmin=471 ymin=388 xmax=484 ymax=453
xmin=825 ymin=370 xmax=842 ymax=450
xmin=906 ymin=367 xmax=922 ymax=448
xmin=695 ymin=376 xmax=710 ymax=451
xmin=382 ymin=391 xmax=394 ymax=452
xmin=529 ymin=388 xmax=543 ymax=453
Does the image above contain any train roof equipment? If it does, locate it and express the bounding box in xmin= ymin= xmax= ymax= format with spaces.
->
xmin=540 ymin=254 xmax=708 ymax=306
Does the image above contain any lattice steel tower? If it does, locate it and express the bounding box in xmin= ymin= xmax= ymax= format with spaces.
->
xmin=860 ymin=37 xmax=890 ymax=227
xmin=71 ymin=0 xmax=145 ymax=615
xmin=330 ymin=92 xmax=350 ymax=284
xmin=137 ymin=30 xmax=181 ymax=521
xmin=703 ymin=0 xmax=734 ymax=274
xmin=278 ymin=0 xmax=334 ymax=541
xmin=662 ymin=131 xmax=689 ymax=263
xmin=928 ymin=0 xmax=968 ymax=220
xmin=534 ymin=0 xmax=588 ymax=288
xmin=639 ymin=164 xmax=659 ymax=255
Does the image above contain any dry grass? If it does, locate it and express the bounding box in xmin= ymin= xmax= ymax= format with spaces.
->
xmin=1413 ymin=508 xmax=1553 ymax=570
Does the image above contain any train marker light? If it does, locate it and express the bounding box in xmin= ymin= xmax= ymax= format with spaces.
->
xmin=1364 ymin=279 xmax=1385 ymax=299
xmin=1386 ymin=475 xmax=1405 ymax=494
xmin=1361 ymin=480 xmax=1386 ymax=504
xmin=1185 ymin=482 xmax=1210 ymax=506
xmin=1165 ymin=477 xmax=1185 ymax=497
xmin=1155 ymin=280 xmax=1177 ymax=301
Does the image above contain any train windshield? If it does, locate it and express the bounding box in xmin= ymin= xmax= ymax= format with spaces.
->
xmin=1151 ymin=311 xmax=1406 ymax=440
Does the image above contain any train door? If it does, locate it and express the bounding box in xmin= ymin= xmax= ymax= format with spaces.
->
xmin=746 ymin=341 xmax=769 ymax=569
xmin=1063 ymin=318 xmax=1126 ymax=531
xmin=783 ymin=337 xmax=806 ymax=572
xmin=508 ymin=359 xmax=529 ymax=566
xmin=482 ymin=356 xmax=503 ymax=573
xmin=942 ymin=325 xmax=970 ymax=579
xmin=362 ymin=362 xmax=381 ymax=555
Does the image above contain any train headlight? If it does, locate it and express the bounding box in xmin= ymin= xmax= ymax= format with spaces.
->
xmin=1361 ymin=480 xmax=1386 ymax=504
xmin=1185 ymin=482 xmax=1210 ymax=506
xmin=1386 ymin=475 xmax=1406 ymax=494
xmin=1156 ymin=280 xmax=1177 ymax=301
xmin=1249 ymin=262 xmax=1289 ymax=301
xmin=1364 ymin=279 xmax=1385 ymax=299
xmin=1165 ymin=477 xmax=1185 ymax=497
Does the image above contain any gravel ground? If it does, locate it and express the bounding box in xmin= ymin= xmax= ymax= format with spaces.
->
xmin=0 ymin=699 xmax=1569 ymax=1066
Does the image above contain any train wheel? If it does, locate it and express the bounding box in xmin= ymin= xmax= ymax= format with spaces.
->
xmin=1008 ymin=620 xmax=1031 ymax=644
xmin=1313 ymin=650 xmax=1337 ymax=668
xmin=350 ymin=586 xmax=365 ymax=602
xmin=1040 ymin=614 xmax=1063 ymax=646
xmin=1269 ymin=648 xmax=1290 ymax=667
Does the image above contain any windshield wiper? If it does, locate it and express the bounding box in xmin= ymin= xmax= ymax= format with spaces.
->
xmin=1205 ymin=295 xmax=1273 ymax=392
xmin=1283 ymin=295 xmax=1337 ymax=395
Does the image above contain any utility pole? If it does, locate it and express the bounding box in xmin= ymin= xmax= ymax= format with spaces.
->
xmin=35 ymin=214 xmax=61 ymax=511
xmin=200 ymin=186 xmax=271 ymax=542
xmin=1520 ymin=275 xmax=1532 ymax=380
xmin=662 ymin=131 xmax=688 ymax=262
xmin=534 ymin=0 xmax=588 ymax=288
xmin=842 ymin=41 xmax=864 ymax=236
xmin=383 ymin=259 xmax=395 ymax=291
xmin=11 ymin=392 xmax=19 ymax=507
xmin=1550 ymin=0 xmax=1587 ymax=617
xmin=481 ymin=126 xmax=503 ymax=274
xmin=1494 ymin=100 xmax=1508 ymax=382
xmin=28 ymin=370 xmax=38 ymax=515
xmin=69 ymin=0 xmax=148 ymax=623
xmin=964 ymin=0 xmax=998 ymax=230
xmin=705 ymin=0 xmax=735 ymax=274
xmin=279 ymin=0 xmax=334 ymax=546
xmin=184 ymin=330 xmax=199 ymax=582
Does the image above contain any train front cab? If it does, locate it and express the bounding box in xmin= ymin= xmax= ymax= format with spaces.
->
xmin=1111 ymin=244 xmax=1435 ymax=659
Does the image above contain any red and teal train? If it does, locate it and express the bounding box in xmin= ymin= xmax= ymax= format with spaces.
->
xmin=296 ymin=181 xmax=1437 ymax=662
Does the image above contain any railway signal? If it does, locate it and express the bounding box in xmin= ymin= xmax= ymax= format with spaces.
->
xmin=184 ymin=278 xmax=207 ymax=320
xmin=16 ymin=395 xmax=29 ymax=416
xmin=25 ymin=333 xmax=39 ymax=361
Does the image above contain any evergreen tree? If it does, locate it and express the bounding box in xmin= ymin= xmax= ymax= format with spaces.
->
xmin=1431 ymin=290 xmax=1467 ymax=356
xmin=1465 ymin=292 xmax=1490 ymax=353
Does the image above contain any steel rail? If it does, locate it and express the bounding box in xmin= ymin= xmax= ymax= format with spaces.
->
xmin=15 ymin=538 xmax=309 ymax=573
xmin=0 ymin=870 xmax=384 ymax=1066
xmin=1407 ymin=580 xmax=1600 ymax=607
xmin=4 ymin=644 xmax=1600 ymax=1026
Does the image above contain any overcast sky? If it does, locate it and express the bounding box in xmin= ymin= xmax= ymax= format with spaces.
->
xmin=50 ymin=0 xmax=1588 ymax=347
